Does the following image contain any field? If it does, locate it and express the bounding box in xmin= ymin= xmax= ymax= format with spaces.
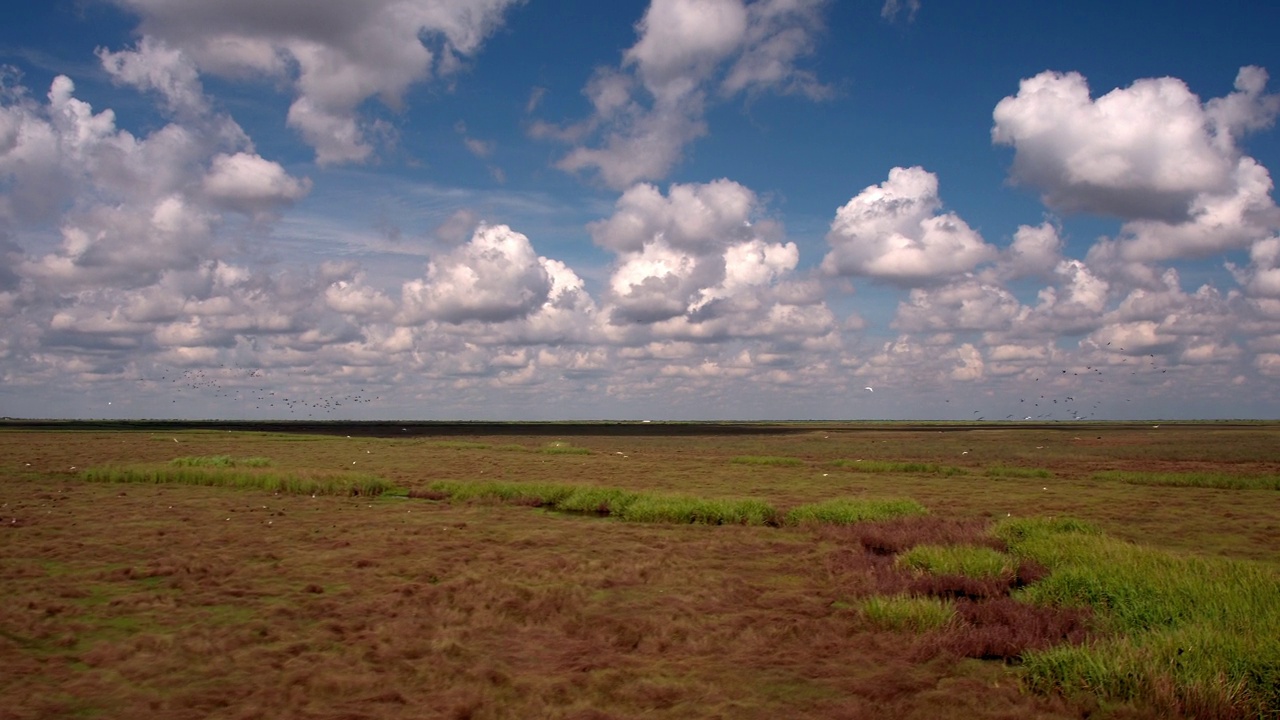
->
xmin=2 ymin=421 xmax=1278 ymax=719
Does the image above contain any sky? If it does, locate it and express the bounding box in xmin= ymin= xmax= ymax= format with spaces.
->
xmin=2 ymin=1 xmax=1280 ymax=421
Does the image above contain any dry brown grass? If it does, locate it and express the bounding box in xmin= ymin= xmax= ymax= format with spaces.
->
xmin=4 ymin=422 xmax=1277 ymax=719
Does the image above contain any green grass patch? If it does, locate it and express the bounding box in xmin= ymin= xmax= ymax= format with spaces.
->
xmin=423 ymin=481 xmax=780 ymax=525
xmin=996 ymin=516 xmax=1280 ymax=717
xmin=985 ymin=465 xmax=1052 ymax=479
xmin=898 ymin=544 xmax=1017 ymax=579
xmin=82 ymin=464 xmax=395 ymax=497
xmin=1093 ymin=469 xmax=1280 ymax=490
xmin=554 ymin=486 xmax=639 ymax=514
xmin=784 ymin=497 xmax=928 ymax=526
xmin=859 ymin=595 xmax=955 ymax=632
xmin=170 ymin=455 xmax=271 ymax=468
xmin=425 ymin=480 xmax=575 ymax=505
xmin=618 ymin=495 xmax=779 ymax=526
xmin=830 ymin=459 xmax=968 ymax=476
xmin=730 ymin=455 xmax=804 ymax=467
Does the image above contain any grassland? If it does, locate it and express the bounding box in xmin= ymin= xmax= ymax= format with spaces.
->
xmin=2 ymin=421 xmax=1279 ymax=719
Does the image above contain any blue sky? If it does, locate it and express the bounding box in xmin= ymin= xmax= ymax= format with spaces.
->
xmin=2 ymin=0 xmax=1279 ymax=420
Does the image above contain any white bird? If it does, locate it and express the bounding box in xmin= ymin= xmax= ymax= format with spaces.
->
xmin=864 ymin=386 xmax=873 ymax=392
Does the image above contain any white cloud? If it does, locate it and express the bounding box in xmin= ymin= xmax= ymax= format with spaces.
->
xmin=399 ymin=223 xmax=553 ymax=324
xmin=589 ymin=178 xmax=759 ymax=253
xmin=821 ymin=166 xmax=997 ymax=284
xmin=1110 ymin=156 xmax=1280 ymax=261
xmin=325 ymin=273 xmax=396 ymax=320
xmin=720 ymin=0 xmax=831 ymax=99
xmin=893 ymin=277 xmax=1024 ymax=333
xmin=590 ymin=178 xmax=829 ymax=345
xmin=987 ymin=221 xmax=1063 ymax=281
xmin=541 ymin=0 xmax=830 ymax=188
xmin=880 ymin=0 xmax=920 ymax=23
xmin=994 ymin=66 xmax=1280 ymax=262
xmin=607 ymin=238 xmax=704 ymax=323
xmin=1229 ymin=235 xmax=1280 ymax=298
xmin=994 ymin=70 xmax=1241 ymax=219
xmin=1013 ymin=259 xmax=1110 ymax=336
xmin=97 ymin=36 xmax=208 ymax=117
xmin=2 ymin=73 xmax=289 ymax=291
xmin=109 ymin=0 xmax=523 ymax=164
xmin=202 ymin=152 xmax=311 ymax=216
xmin=625 ymin=0 xmax=748 ymax=95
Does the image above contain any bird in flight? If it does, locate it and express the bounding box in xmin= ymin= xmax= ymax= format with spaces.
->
xmin=864 ymin=386 xmax=874 ymax=392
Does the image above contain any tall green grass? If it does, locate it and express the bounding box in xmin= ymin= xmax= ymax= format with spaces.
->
xmin=424 ymin=480 xmax=786 ymax=526
xmin=82 ymin=464 xmax=395 ymax=497
xmin=898 ymin=544 xmax=1017 ymax=579
xmin=550 ymin=486 xmax=639 ymax=514
xmin=424 ymin=480 xmax=575 ymax=505
xmin=830 ymin=459 xmax=968 ymax=476
xmin=859 ymin=595 xmax=955 ymax=632
xmin=619 ymin=495 xmax=779 ymax=525
xmin=425 ymin=481 xmax=932 ymax=528
xmin=170 ymin=455 xmax=271 ymax=468
xmin=985 ymin=465 xmax=1052 ymax=479
xmin=996 ymin=517 xmax=1280 ymax=717
xmin=783 ymin=497 xmax=928 ymax=525
xmin=1093 ymin=469 xmax=1280 ymax=490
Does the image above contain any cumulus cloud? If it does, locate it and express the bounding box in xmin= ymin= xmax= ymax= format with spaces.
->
xmin=821 ymin=166 xmax=997 ymax=284
xmin=1021 ymin=259 xmax=1110 ymax=334
xmin=540 ymin=0 xmax=830 ymax=188
xmin=589 ymin=178 xmax=759 ymax=253
xmin=588 ymin=178 xmax=831 ymax=345
xmin=987 ymin=221 xmax=1063 ymax=281
xmin=1085 ymin=270 xmax=1237 ymax=361
xmin=1228 ymin=235 xmax=1280 ymax=298
xmin=893 ymin=277 xmax=1024 ymax=333
xmin=97 ymin=36 xmax=208 ymax=117
xmin=608 ymin=238 xmax=705 ymax=323
xmin=325 ymin=273 xmax=396 ymax=320
xmin=1111 ymin=156 xmax=1280 ymax=261
xmin=399 ymin=224 xmax=553 ymax=325
xmin=2 ymin=71 xmax=309 ymax=292
xmin=994 ymin=66 xmax=1280 ymax=262
xmin=109 ymin=0 xmax=523 ymax=164
xmin=201 ymin=152 xmax=311 ymax=216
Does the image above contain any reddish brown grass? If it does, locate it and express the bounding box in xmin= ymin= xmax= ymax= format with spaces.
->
xmin=5 ymin=424 xmax=1258 ymax=719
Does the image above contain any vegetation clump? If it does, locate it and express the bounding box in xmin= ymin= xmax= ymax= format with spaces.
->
xmin=170 ymin=455 xmax=271 ymax=468
xmin=898 ymin=544 xmax=1018 ymax=579
xmin=984 ymin=465 xmax=1052 ymax=479
xmin=830 ymin=459 xmax=968 ymax=476
xmin=996 ymin=516 xmax=1280 ymax=718
xmin=618 ymin=495 xmax=779 ymax=526
xmin=423 ymin=480 xmax=784 ymax=525
xmin=82 ymin=464 xmax=395 ymax=497
xmin=784 ymin=497 xmax=928 ymax=526
xmin=1093 ymin=469 xmax=1280 ymax=490
xmin=424 ymin=481 xmax=931 ymax=528
xmin=859 ymin=595 xmax=955 ymax=632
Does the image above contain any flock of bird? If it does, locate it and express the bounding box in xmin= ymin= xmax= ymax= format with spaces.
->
xmin=135 ymin=346 xmax=1171 ymax=421
xmin=948 ymin=348 xmax=1170 ymax=421
xmin=139 ymin=366 xmax=382 ymax=417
